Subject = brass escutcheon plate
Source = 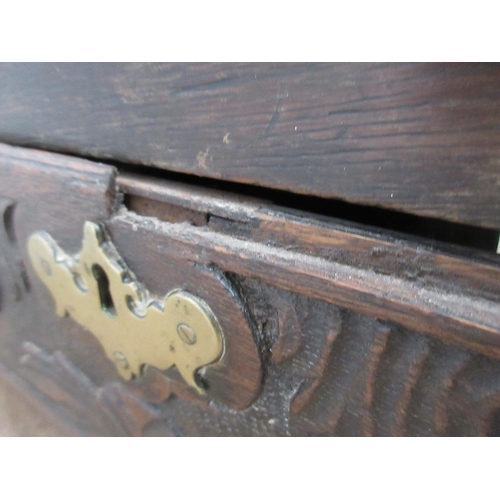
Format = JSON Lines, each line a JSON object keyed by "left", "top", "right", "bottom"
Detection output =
{"left": 27, "top": 221, "right": 224, "bottom": 393}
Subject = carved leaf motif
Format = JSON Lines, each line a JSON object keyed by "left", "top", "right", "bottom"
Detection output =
{"left": 18, "top": 342, "right": 159, "bottom": 436}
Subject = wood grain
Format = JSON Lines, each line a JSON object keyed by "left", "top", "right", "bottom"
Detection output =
{"left": 6, "top": 282, "right": 500, "bottom": 437}
{"left": 120, "top": 173, "right": 500, "bottom": 304}
{"left": 1, "top": 144, "right": 500, "bottom": 435}
{"left": 0, "top": 63, "right": 499, "bottom": 228}
{"left": 0, "top": 144, "right": 263, "bottom": 411}
{"left": 0, "top": 364, "right": 73, "bottom": 436}
{"left": 116, "top": 173, "right": 500, "bottom": 359}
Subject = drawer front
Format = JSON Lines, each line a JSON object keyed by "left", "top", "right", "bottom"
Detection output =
{"left": 1, "top": 143, "right": 500, "bottom": 436}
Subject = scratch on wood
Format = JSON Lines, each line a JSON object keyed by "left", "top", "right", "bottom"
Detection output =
{"left": 263, "top": 97, "right": 283, "bottom": 139}
{"left": 244, "top": 88, "right": 286, "bottom": 150}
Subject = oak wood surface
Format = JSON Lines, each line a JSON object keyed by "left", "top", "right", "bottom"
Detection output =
{"left": 1, "top": 143, "right": 500, "bottom": 436}
{"left": 0, "top": 63, "right": 499, "bottom": 229}
{"left": 117, "top": 173, "right": 500, "bottom": 359}
{"left": 120, "top": 173, "right": 500, "bottom": 304}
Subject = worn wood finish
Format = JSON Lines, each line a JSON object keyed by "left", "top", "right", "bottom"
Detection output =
{"left": 1, "top": 144, "right": 500, "bottom": 435}
{"left": 117, "top": 174, "right": 500, "bottom": 359}
{"left": 4, "top": 284, "right": 500, "bottom": 437}
{"left": 1, "top": 63, "right": 500, "bottom": 229}
{"left": 120, "top": 173, "right": 500, "bottom": 304}
{"left": 0, "top": 144, "right": 262, "bottom": 411}
{"left": 0, "top": 365, "right": 73, "bottom": 436}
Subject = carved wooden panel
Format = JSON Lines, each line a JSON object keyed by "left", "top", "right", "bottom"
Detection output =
{"left": 4, "top": 279, "right": 500, "bottom": 436}
{"left": 1, "top": 143, "right": 499, "bottom": 436}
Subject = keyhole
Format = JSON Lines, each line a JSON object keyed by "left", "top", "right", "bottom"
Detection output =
{"left": 92, "top": 264, "right": 117, "bottom": 317}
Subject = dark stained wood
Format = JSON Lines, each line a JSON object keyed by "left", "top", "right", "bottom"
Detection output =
{"left": 0, "top": 197, "right": 29, "bottom": 310}
{"left": 120, "top": 173, "right": 500, "bottom": 304}
{"left": 0, "top": 144, "right": 124, "bottom": 397}
{"left": 0, "top": 144, "right": 263, "bottom": 411}
{"left": 2, "top": 144, "right": 500, "bottom": 435}
{"left": 0, "top": 63, "right": 500, "bottom": 229}
{"left": 0, "top": 142, "right": 118, "bottom": 253}
{"left": 117, "top": 173, "right": 500, "bottom": 359}
{"left": 16, "top": 342, "right": 158, "bottom": 436}
{"left": 0, "top": 363, "right": 74, "bottom": 436}
{"left": 5, "top": 285, "right": 500, "bottom": 437}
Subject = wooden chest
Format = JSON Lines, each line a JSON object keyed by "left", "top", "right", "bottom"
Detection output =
{"left": 0, "top": 63, "right": 499, "bottom": 436}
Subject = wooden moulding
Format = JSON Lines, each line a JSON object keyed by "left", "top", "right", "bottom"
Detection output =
{"left": 0, "top": 142, "right": 499, "bottom": 405}
{"left": 3, "top": 144, "right": 500, "bottom": 435}
{"left": 118, "top": 172, "right": 500, "bottom": 360}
